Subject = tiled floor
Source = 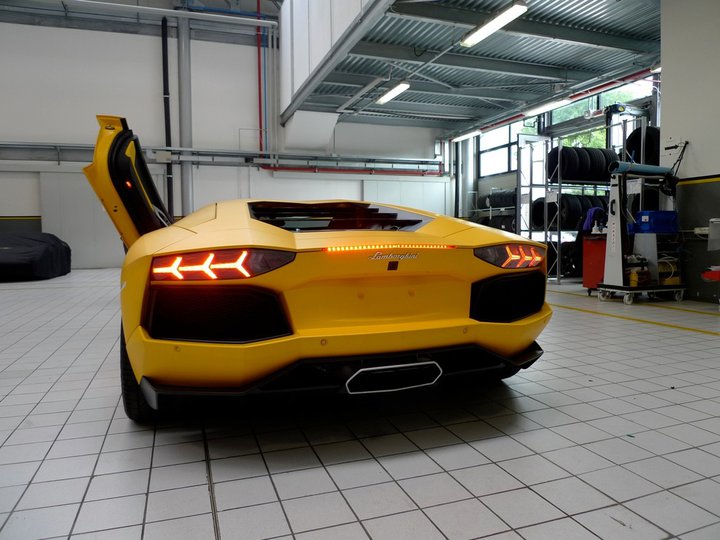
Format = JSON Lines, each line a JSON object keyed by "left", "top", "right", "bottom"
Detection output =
{"left": 1, "top": 269, "right": 720, "bottom": 539}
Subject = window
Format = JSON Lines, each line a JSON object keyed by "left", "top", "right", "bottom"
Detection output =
{"left": 551, "top": 97, "right": 595, "bottom": 124}
{"left": 477, "top": 121, "right": 536, "bottom": 178}
{"left": 600, "top": 77, "right": 655, "bottom": 108}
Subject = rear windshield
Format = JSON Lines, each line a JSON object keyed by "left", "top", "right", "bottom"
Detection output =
{"left": 249, "top": 201, "right": 431, "bottom": 232}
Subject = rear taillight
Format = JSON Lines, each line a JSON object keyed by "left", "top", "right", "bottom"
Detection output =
{"left": 474, "top": 244, "right": 545, "bottom": 269}
{"left": 151, "top": 249, "right": 295, "bottom": 281}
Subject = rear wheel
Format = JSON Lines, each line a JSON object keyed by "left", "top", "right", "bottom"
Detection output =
{"left": 120, "top": 326, "right": 154, "bottom": 423}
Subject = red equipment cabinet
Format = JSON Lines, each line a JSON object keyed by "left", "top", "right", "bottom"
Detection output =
{"left": 583, "top": 234, "right": 606, "bottom": 294}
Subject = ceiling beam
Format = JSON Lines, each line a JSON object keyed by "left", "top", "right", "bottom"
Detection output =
{"left": 322, "top": 73, "right": 543, "bottom": 102}
{"left": 389, "top": 3, "right": 659, "bottom": 54}
{"left": 0, "top": 9, "right": 258, "bottom": 45}
{"left": 300, "top": 105, "right": 462, "bottom": 129}
{"left": 350, "top": 41, "right": 598, "bottom": 81}
{"left": 305, "top": 95, "right": 494, "bottom": 119}
{"left": 337, "top": 113, "right": 458, "bottom": 129}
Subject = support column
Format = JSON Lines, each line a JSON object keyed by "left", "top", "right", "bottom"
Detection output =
{"left": 178, "top": 16, "right": 193, "bottom": 215}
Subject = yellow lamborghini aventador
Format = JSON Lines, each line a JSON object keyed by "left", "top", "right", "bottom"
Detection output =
{"left": 84, "top": 115, "right": 552, "bottom": 422}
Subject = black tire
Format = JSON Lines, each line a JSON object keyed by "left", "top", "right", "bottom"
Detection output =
{"left": 600, "top": 148, "right": 619, "bottom": 177}
{"left": 547, "top": 147, "right": 580, "bottom": 181}
{"left": 559, "top": 194, "right": 582, "bottom": 229}
{"left": 120, "top": 326, "right": 155, "bottom": 423}
{"left": 502, "top": 214, "right": 515, "bottom": 233}
{"left": 574, "top": 148, "right": 592, "bottom": 180}
{"left": 488, "top": 215, "right": 504, "bottom": 229}
{"left": 585, "top": 148, "right": 607, "bottom": 179}
{"left": 578, "top": 195, "right": 593, "bottom": 214}
{"left": 626, "top": 126, "right": 660, "bottom": 165}
{"left": 531, "top": 198, "right": 546, "bottom": 230}
{"left": 589, "top": 195, "right": 605, "bottom": 209}
{"left": 489, "top": 189, "right": 516, "bottom": 208}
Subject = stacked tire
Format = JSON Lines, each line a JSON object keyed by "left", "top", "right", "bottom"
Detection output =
{"left": 488, "top": 214, "right": 515, "bottom": 233}
{"left": 531, "top": 193, "right": 608, "bottom": 230}
{"left": 488, "top": 189, "right": 516, "bottom": 208}
{"left": 547, "top": 147, "right": 619, "bottom": 183}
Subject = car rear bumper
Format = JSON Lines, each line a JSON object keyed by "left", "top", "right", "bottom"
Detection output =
{"left": 138, "top": 340, "right": 544, "bottom": 409}
{"left": 124, "top": 302, "right": 552, "bottom": 388}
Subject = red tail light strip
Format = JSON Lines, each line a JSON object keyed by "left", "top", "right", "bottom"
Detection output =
{"left": 474, "top": 244, "right": 546, "bottom": 269}
{"left": 152, "top": 256, "right": 184, "bottom": 279}
{"left": 153, "top": 252, "right": 250, "bottom": 280}
{"left": 325, "top": 244, "right": 454, "bottom": 253}
{"left": 501, "top": 245, "right": 543, "bottom": 269}
{"left": 210, "top": 250, "right": 251, "bottom": 277}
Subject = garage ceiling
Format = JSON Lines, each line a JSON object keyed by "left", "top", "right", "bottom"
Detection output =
{"left": 1, "top": 0, "right": 660, "bottom": 137}
{"left": 294, "top": 0, "right": 660, "bottom": 135}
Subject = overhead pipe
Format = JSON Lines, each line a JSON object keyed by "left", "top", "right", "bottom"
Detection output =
{"left": 260, "top": 165, "right": 444, "bottom": 177}
{"left": 161, "top": 17, "right": 174, "bottom": 220}
{"left": 256, "top": 0, "right": 264, "bottom": 153}
{"left": 177, "top": 16, "right": 193, "bottom": 215}
{"left": 184, "top": 3, "right": 276, "bottom": 21}
{"left": 35, "top": 0, "right": 276, "bottom": 28}
{"left": 568, "top": 68, "right": 653, "bottom": 102}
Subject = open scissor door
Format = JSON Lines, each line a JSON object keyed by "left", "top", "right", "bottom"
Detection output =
{"left": 84, "top": 115, "right": 171, "bottom": 248}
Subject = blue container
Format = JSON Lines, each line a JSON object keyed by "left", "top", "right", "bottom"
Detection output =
{"left": 632, "top": 211, "right": 678, "bottom": 234}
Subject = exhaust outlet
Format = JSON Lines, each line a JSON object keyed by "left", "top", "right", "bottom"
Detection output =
{"left": 345, "top": 361, "right": 443, "bottom": 395}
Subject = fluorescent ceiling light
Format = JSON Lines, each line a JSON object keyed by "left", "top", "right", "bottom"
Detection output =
{"left": 451, "top": 129, "right": 482, "bottom": 143}
{"left": 460, "top": 0, "right": 528, "bottom": 48}
{"left": 524, "top": 99, "right": 571, "bottom": 117}
{"left": 376, "top": 82, "right": 410, "bottom": 104}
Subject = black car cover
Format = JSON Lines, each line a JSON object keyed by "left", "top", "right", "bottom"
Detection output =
{"left": 0, "top": 232, "right": 71, "bottom": 281}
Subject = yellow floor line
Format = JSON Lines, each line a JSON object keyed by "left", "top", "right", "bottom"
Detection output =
{"left": 548, "top": 289, "right": 720, "bottom": 317}
{"left": 548, "top": 303, "right": 720, "bottom": 337}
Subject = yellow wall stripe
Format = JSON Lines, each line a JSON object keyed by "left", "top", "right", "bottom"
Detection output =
{"left": 677, "top": 176, "right": 720, "bottom": 186}
{"left": 548, "top": 289, "right": 720, "bottom": 317}
{"left": 549, "top": 303, "right": 720, "bottom": 337}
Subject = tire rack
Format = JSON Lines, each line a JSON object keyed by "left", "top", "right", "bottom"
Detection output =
{"left": 518, "top": 135, "right": 610, "bottom": 283}
{"left": 547, "top": 140, "right": 614, "bottom": 282}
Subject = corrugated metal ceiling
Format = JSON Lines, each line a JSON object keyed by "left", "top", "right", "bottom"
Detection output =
{"left": 299, "top": 0, "right": 660, "bottom": 135}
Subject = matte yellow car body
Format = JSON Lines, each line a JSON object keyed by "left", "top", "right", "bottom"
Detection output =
{"left": 84, "top": 115, "right": 552, "bottom": 391}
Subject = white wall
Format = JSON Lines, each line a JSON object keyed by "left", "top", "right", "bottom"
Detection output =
{"left": 1, "top": 20, "right": 446, "bottom": 268}
{"left": 364, "top": 179, "right": 449, "bottom": 215}
{"left": 0, "top": 23, "right": 175, "bottom": 147}
{"left": 0, "top": 173, "right": 40, "bottom": 215}
{"left": 660, "top": 0, "right": 720, "bottom": 178}
{"left": 191, "top": 40, "right": 260, "bottom": 152}
{"left": 192, "top": 167, "right": 450, "bottom": 215}
{"left": 333, "top": 123, "right": 441, "bottom": 160}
